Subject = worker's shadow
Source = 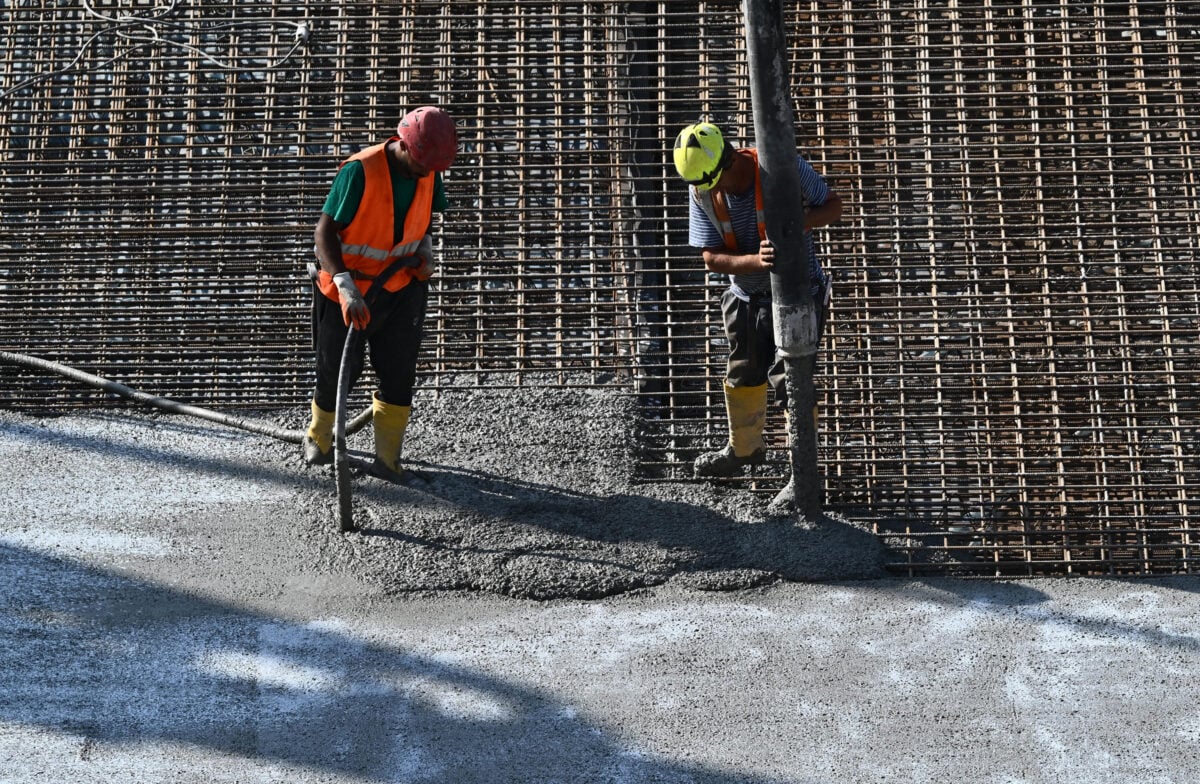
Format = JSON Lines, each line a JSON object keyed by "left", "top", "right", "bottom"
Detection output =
{"left": 344, "top": 455, "right": 888, "bottom": 596}
{"left": 0, "top": 543, "right": 798, "bottom": 783}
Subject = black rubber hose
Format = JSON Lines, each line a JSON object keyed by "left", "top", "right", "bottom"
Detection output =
{"left": 333, "top": 328, "right": 359, "bottom": 531}
{"left": 0, "top": 350, "right": 372, "bottom": 443}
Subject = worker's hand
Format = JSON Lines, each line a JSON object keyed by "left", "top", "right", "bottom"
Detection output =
{"left": 755, "top": 238, "right": 776, "bottom": 271}
{"left": 332, "top": 271, "right": 370, "bottom": 330}
{"left": 413, "top": 234, "right": 436, "bottom": 281}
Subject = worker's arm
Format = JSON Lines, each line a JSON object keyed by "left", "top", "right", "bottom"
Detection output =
{"left": 702, "top": 239, "right": 776, "bottom": 274}
{"left": 700, "top": 190, "right": 842, "bottom": 275}
{"left": 313, "top": 212, "right": 369, "bottom": 329}
{"left": 413, "top": 233, "right": 436, "bottom": 280}
{"left": 804, "top": 190, "right": 843, "bottom": 230}
{"left": 314, "top": 212, "right": 350, "bottom": 276}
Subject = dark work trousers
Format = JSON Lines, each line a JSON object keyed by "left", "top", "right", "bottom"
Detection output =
{"left": 312, "top": 279, "right": 429, "bottom": 412}
{"left": 720, "top": 285, "right": 827, "bottom": 410}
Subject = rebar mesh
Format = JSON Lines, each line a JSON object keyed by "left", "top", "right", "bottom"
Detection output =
{"left": 2, "top": 1, "right": 1197, "bottom": 576}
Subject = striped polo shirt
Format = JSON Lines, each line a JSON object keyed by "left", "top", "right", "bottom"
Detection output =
{"left": 688, "top": 153, "right": 829, "bottom": 301}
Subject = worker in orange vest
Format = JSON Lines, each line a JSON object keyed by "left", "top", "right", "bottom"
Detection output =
{"left": 303, "top": 106, "right": 457, "bottom": 481}
{"left": 672, "top": 121, "right": 842, "bottom": 509}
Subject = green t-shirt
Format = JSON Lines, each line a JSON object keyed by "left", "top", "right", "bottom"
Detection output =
{"left": 321, "top": 155, "right": 448, "bottom": 244}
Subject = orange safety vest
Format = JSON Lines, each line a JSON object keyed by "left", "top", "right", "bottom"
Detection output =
{"left": 317, "top": 139, "right": 434, "bottom": 302}
{"left": 694, "top": 148, "right": 766, "bottom": 250}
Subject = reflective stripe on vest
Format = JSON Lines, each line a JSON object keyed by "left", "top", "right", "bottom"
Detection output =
{"left": 694, "top": 148, "right": 766, "bottom": 250}
{"left": 317, "top": 139, "right": 434, "bottom": 301}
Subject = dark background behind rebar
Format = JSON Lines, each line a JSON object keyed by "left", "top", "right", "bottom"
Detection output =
{"left": 2, "top": 1, "right": 1197, "bottom": 576}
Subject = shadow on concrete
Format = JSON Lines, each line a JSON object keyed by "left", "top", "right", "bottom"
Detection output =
{"left": 3, "top": 411, "right": 311, "bottom": 494}
{"left": 4, "top": 411, "right": 889, "bottom": 599}
{"left": 891, "top": 576, "right": 1200, "bottom": 656}
{"left": 340, "top": 458, "right": 889, "bottom": 597}
{"left": 0, "top": 543, "right": 807, "bottom": 783}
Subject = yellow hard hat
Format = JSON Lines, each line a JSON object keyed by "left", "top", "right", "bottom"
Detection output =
{"left": 672, "top": 122, "right": 731, "bottom": 191}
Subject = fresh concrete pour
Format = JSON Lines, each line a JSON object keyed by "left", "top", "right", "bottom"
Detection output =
{"left": 299, "top": 383, "right": 887, "bottom": 598}
{"left": 1, "top": 383, "right": 1197, "bottom": 783}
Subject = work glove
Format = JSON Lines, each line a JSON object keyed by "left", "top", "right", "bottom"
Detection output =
{"left": 332, "top": 271, "right": 370, "bottom": 330}
{"left": 413, "top": 234, "right": 436, "bottom": 281}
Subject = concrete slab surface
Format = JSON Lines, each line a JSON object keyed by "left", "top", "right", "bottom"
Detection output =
{"left": 2, "top": 403, "right": 1198, "bottom": 783}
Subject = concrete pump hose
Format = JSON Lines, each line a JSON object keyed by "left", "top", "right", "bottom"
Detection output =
{"left": 0, "top": 350, "right": 372, "bottom": 443}
{"left": 333, "top": 327, "right": 359, "bottom": 531}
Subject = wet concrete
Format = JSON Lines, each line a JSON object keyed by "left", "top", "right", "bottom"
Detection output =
{"left": 2, "top": 385, "right": 1198, "bottom": 782}
{"left": 286, "top": 383, "right": 887, "bottom": 600}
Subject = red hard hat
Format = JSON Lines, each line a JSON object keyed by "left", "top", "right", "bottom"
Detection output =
{"left": 396, "top": 106, "right": 457, "bottom": 172}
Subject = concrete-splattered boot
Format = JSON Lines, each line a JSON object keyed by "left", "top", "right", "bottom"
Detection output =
{"left": 303, "top": 400, "right": 334, "bottom": 466}
{"left": 693, "top": 382, "right": 768, "bottom": 478}
{"left": 370, "top": 392, "right": 411, "bottom": 483}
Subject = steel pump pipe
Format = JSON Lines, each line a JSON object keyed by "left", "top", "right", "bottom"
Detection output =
{"left": 0, "top": 350, "right": 373, "bottom": 443}
{"left": 742, "top": 0, "right": 823, "bottom": 519}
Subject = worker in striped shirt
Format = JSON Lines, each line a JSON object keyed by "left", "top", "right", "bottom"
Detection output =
{"left": 672, "top": 121, "right": 842, "bottom": 508}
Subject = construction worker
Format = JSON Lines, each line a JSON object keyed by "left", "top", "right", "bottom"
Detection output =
{"left": 303, "top": 106, "right": 457, "bottom": 481}
{"left": 672, "top": 121, "right": 842, "bottom": 505}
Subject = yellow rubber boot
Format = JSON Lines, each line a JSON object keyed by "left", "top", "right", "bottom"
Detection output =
{"left": 694, "top": 382, "right": 768, "bottom": 478}
{"left": 727, "top": 382, "right": 768, "bottom": 458}
{"left": 303, "top": 400, "right": 334, "bottom": 466}
{"left": 371, "top": 392, "right": 411, "bottom": 482}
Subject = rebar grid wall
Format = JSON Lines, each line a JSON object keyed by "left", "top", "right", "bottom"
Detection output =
{"left": 2, "top": 2, "right": 1197, "bottom": 576}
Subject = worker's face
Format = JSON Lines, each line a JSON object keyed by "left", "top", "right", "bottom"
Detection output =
{"left": 406, "top": 154, "right": 431, "bottom": 179}
{"left": 395, "top": 140, "right": 431, "bottom": 178}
